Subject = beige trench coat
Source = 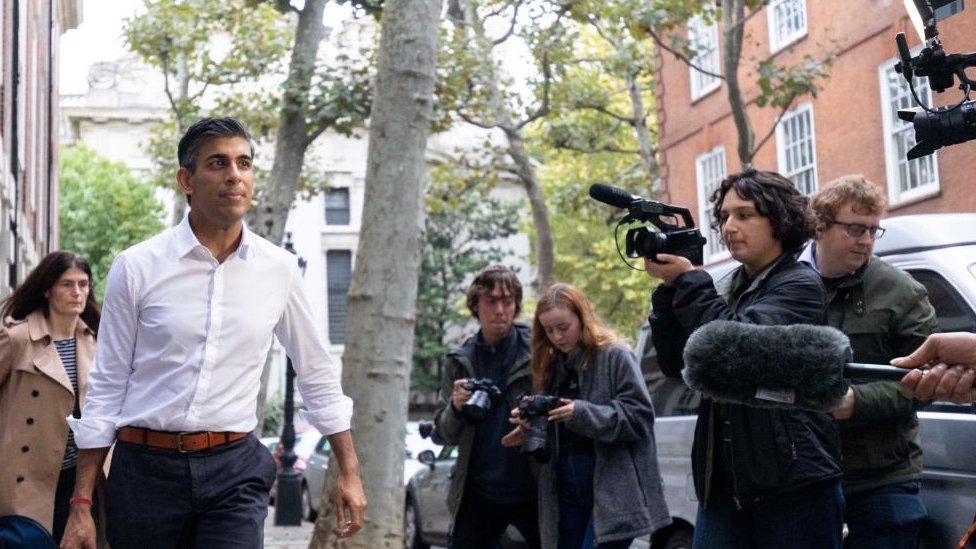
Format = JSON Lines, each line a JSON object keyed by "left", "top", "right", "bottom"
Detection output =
{"left": 0, "top": 310, "right": 95, "bottom": 532}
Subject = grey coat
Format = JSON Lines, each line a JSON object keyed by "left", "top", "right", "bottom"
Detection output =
{"left": 537, "top": 342, "right": 671, "bottom": 547}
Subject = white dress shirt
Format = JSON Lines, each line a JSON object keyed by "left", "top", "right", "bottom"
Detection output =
{"left": 69, "top": 216, "right": 353, "bottom": 449}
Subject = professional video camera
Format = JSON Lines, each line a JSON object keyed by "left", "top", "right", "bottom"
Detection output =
{"left": 895, "top": 0, "right": 976, "bottom": 159}
{"left": 461, "top": 378, "right": 502, "bottom": 422}
{"left": 517, "top": 394, "right": 563, "bottom": 462}
{"left": 588, "top": 183, "right": 707, "bottom": 266}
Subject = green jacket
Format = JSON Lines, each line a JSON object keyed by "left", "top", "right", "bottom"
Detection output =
{"left": 820, "top": 255, "right": 937, "bottom": 495}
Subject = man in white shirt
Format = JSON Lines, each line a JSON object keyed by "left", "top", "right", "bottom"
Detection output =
{"left": 60, "top": 118, "right": 366, "bottom": 548}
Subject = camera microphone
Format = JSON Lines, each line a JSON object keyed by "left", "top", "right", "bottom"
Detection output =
{"left": 588, "top": 183, "right": 640, "bottom": 209}
{"left": 681, "top": 321, "right": 937, "bottom": 412}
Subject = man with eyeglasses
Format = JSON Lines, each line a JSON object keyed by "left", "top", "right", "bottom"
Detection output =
{"left": 433, "top": 265, "right": 541, "bottom": 549}
{"left": 803, "top": 175, "right": 937, "bottom": 549}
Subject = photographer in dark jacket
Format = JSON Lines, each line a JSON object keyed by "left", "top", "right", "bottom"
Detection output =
{"left": 646, "top": 169, "right": 843, "bottom": 548}
{"left": 433, "top": 266, "right": 540, "bottom": 549}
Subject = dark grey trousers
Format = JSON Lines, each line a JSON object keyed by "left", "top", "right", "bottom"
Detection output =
{"left": 105, "top": 434, "right": 276, "bottom": 549}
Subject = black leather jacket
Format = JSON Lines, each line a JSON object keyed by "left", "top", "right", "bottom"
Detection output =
{"left": 650, "top": 253, "right": 842, "bottom": 507}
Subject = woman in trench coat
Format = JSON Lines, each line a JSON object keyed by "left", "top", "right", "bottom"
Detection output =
{"left": 0, "top": 251, "right": 100, "bottom": 541}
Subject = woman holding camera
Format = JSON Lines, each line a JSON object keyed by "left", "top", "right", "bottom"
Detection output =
{"left": 646, "top": 169, "right": 843, "bottom": 548}
{"left": 0, "top": 251, "right": 100, "bottom": 542}
{"left": 503, "top": 283, "right": 670, "bottom": 549}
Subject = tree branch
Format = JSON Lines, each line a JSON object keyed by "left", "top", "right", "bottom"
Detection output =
{"left": 645, "top": 26, "right": 725, "bottom": 81}
{"left": 491, "top": 0, "right": 523, "bottom": 46}
{"left": 456, "top": 109, "right": 497, "bottom": 130}
{"left": 574, "top": 103, "right": 635, "bottom": 125}
{"left": 304, "top": 116, "right": 338, "bottom": 148}
{"left": 515, "top": 49, "right": 551, "bottom": 129}
{"left": 554, "top": 142, "right": 640, "bottom": 155}
{"left": 159, "top": 53, "right": 180, "bottom": 114}
{"left": 752, "top": 92, "right": 797, "bottom": 156}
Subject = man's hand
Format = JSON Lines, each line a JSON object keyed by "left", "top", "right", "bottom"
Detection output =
{"left": 900, "top": 364, "right": 976, "bottom": 404}
{"left": 501, "top": 426, "right": 524, "bottom": 447}
{"left": 548, "top": 399, "right": 575, "bottom": 422}
{"left": 59, "top": 506, "right": 96, "bottom": 549}
{"left": 891, "top": 332, "right": 976, "bottom": 370}
{"left": 643, "top": 254, "right": 696, "bottom": 286}
{"left": 333, "top": 471, "right": 367, "bottom": 538}
{"left": 451, "top": 379, "right": 471, "bottom": 412}
{"left": 831, "top": 387, "right": 856, "bottom": 420}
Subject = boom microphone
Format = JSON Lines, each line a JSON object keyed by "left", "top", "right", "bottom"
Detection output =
{"left": 588, "top": 183, "right": 639, "bottom": 209}
{"left": 681, "top": 321, "right": 938, "bottom": 412}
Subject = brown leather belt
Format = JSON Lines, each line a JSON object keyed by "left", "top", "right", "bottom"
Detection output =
{"left": 117, "top": 426, "right": 248, "bottom": 453}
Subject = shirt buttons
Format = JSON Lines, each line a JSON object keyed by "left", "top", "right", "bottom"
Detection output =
{"left": 21, "top": 446, "right": 29, "bottom": 453}
{"left": 31, "top": 390, "right": 39, "bottom": 397}
{"left": 16, "top": 476, "right": 24, "bottom": 483}
{"left": 26, "top": 418, "right": 34, "bottom": 425}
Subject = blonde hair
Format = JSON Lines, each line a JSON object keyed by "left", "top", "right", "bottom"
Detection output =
{"left": 531, "top": 283, "right": 618, "bottom": 392}
{"left": 811, "top": 175, "right": 887, "bottom": 231}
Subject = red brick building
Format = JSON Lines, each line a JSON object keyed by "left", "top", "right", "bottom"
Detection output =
{"left": 0, "top": 0, "right": 81, "bottom": 296}
{"left": 655, "top": 0, "right": 976, "bottom": 265}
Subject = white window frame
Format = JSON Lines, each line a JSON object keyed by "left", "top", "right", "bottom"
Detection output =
{"left": 767, "top": 0, "right": 808, "bottom": 53}
{"left": 878, "top": 57, "right": 941, "bottom": 206}
{"left": 688, "top": 15, "right": 721, "bottom": 101}
{"left": 775, "top": 101, "right": 818, "bottom": 196}
{"left": 696, "top": 146, "right": 730, "bottom": 263}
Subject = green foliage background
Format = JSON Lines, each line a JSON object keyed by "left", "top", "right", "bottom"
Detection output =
{"left": 59, "top": 145, "right": 165, "bottom": 299}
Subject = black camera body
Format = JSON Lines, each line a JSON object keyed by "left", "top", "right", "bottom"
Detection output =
{"left": 518, "top": 394, "right": 563, "bottom": 462}
{"left": 461, "top": 378, "right": 502, "bottom": 423}
{"left": 589, "top": 183, "right": 706, "bottom": 266}
{"left": 894, "top": 1, "right": 976, "bottom": 159}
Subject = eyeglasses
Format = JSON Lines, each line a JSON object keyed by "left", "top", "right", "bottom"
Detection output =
{"left": 832, "top": 220, "right": 886, "bottom": 239}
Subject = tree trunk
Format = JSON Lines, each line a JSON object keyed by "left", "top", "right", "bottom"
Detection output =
{"left": 504, "top": 128, "right": 555, "bottom": 291}
{"left": 308, "top": 0, "right": 441, "bottom": 544}
{"left": 464, "top": 1, "right": 555, "bottom": 291}
{"left": 625, "top": 71, "right": 662, "bottom": 200}
{"left": 249, "top": 0, "right": 326, "bottom": 433}
{"left": 722, "top": 0, "right": 754, "bottom": 169}
{"left": 251, "top": 0, "right": 326, "bottom": 243}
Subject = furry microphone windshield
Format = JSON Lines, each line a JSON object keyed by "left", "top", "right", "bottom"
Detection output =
{"left": 682, "top": 320, "right": 853, "bottom": 412}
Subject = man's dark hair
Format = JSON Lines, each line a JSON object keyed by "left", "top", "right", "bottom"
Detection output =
{"left": 709, "top": 168, "right": 814, "bottom": 253}
{"left": 465, "top": 265, "right": 522, "bottom": 319}
{"left": 177, "top": 117, "right": 254, "bottom": 173}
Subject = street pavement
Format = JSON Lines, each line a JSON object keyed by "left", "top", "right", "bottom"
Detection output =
{"left": 264, "top": 513, "right": 314, "bottom": 548}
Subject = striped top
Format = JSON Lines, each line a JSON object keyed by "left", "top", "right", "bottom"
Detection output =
{"left": 54, "top": 338, "right": 80, "bottom": 470}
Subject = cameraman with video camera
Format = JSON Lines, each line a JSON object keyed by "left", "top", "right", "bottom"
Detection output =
{"left": 646, "top": 169, "right": 844, "bottom": 548}
{"left": 433, "top": 265, "right": 541, "bottom": 549}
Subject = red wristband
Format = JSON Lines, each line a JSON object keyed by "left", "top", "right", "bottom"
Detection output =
{"left": 69, "top": 497, "right": 93, "bottom": 506}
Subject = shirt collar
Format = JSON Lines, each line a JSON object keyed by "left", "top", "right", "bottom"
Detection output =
{"left": 175, "top": 213, "right": 254, "bottom": 261}
{"left": 798, "top": 240, "right": 820, "bottom": 274}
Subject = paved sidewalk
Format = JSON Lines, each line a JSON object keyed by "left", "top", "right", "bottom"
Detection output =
{"left": 264, "top": 512, "right": 314, "bottom": 548}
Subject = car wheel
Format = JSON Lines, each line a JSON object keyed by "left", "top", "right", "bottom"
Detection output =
{"left": 662, "top": 527, "right": 693, "bottom": 549}
{"left": 404, "top": 497, "right": 428, "bottom": 549}
{"left": 302, "top": 483, "right": 316, "bottom": 522}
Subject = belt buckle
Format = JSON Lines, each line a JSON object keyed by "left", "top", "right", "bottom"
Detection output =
{"left": 177, "top": 432, "right": 191, "bottom": 453}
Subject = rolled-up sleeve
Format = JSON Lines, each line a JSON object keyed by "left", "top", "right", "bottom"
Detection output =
{"left": 275, "top": 264, "right": 353, "bottom": 436}
{"left": 69, "top": 254, "right": 138, "bottom": 448}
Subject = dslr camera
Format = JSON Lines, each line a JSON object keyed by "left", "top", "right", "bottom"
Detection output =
{"left": 517, "top": 394, "right": 563, "bottom": 462}
{"left": 589, "top": 183, "right": 707, "bottom": 266}
{"left": 461, "top": 378, "right": 502, "bottom": 423}
{"left": 895, "top": 0, "right": 976, "bottom": 159}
